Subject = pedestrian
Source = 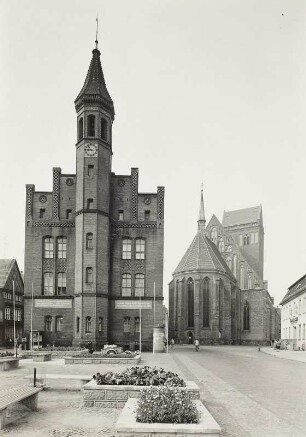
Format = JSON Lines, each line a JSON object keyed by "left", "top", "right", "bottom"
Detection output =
{"left": 258, "top": 343, "right": 261, "bottom": 352}
{"left": 170, "top": 338, "right": 175, "bottom": 349}
{"left": 194, "top": 339, "right": 199, "bottom": 351}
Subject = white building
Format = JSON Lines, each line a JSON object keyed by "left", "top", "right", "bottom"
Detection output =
{"left": 280, "top": 274, "right": 306, "bottom": 351}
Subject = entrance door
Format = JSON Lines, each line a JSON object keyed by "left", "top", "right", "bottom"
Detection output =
{"left": 188, "top": 331, "right": 194, "bottom": 344}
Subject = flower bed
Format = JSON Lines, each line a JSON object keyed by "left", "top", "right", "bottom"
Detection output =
{"left": 65, "top": 354, "right": 141, "bottom": 365}
{"left": 83, "top": 367, "right": 200, "bottom": 408}
{"left": 0, "top": 352, "right": 14, "bottom": 358}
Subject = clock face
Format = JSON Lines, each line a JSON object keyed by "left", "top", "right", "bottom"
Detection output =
{"left": 84, "top": 144, "right": 98, "bottom": 157}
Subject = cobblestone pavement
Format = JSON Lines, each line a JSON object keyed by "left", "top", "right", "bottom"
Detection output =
{"left": 261, "top": 347, "right": 306, "bottom": 362}
{"left": 1, "top": 347, "right": 305, "bottom": 436}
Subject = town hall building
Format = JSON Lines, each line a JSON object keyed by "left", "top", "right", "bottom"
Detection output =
{"left": 23, "top": 39, "right": 164, "bottom": 351}
{"left": 169, "top": 190, "right": 280, "bottom": 345}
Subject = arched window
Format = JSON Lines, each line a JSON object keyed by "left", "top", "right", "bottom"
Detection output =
{"left": 44, "top": 272, "right": 54, "bottom": 295}
{"left": 135, "top": 273, "right": 145, "bottom": 297}
{"left": 55, "top": 315, "right": 63, "bottom": 332}
{"left": 203, "top": 277, "right": 210, "bottom": 328}
{"left": 135, "top": 239, "right": 145, "bottom": 259}
{"left": 87, "top": 114, "right": 95, "bottom": 137}
{"left": 85, "top": 316, "right": 91, "bottom": 333}
{"left": 226, "top": 256, "right": 232, "bottom": 271}
{"left": 57, "top": 237, "right": 67, "bottom": 259}
{"left": 101, "top": 118, "right": 107, "bottom": 141}
{"left": 98, "top": 317, "right": 103, "bottom": 333}
{"left": 243, "top": 234, "right": 250, "bottom": 245}
{"left": 45, "top": 316, "right": 52, "bottom": 332}
{"left": 247, "top": 274, "right": 252, "bottom": 290}
{"left": 122, "top": 273, "right": 132, "bottom": 296}
{"left": 86, "top": 267, "right": 93, "bottom": 284}
{"left": 57, "top": 272, "right": 66, "bottom": 295}
{"left": 122, "top": 239, "right": 132, "bottom": 259}
{"left": 44, "top": 237, "right": 54, "bottom": 259}
{"left": 240, "top": 264, "right": 245, "bottom": 289}
{"left": 78, "top": 117, "right": 83, "bottom": 140}
{"left": 187, "top": 278, "right": 194, "bottom": 327}
{"left": 211, "top": 227, "right": 217, "bottom": 244}
{"left": 218, "top": 238, "right": 225, "bottom": 252}
{"left": 86, "top": 233, "right": 93, "bottom": 249}
{"left": 135, "top": 317, "right": 140, "bottom": 333}
{"left": 243, "top": 302, "right": 250, "bottom": 330}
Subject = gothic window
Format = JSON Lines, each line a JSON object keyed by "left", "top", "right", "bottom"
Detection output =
{"left": 85, "top": 316, "right": 91, "bottom": 333}
{"left": 78, "top": 117, "right": 83, "bottom": 140}
{"left": 243, "top": 234, "right": 250, "bottom": 245}
{"left": 135, "top": 317, "right": 140, "bottom": 333}
{"left": 144, "top": 210, "right": 150, "bottom": 221}
{"left": 86, "top": 233, "right": 93, "bottom": 249}
{"left": 44, "top": 237, "right": 54, "bottom": 259}
{"left": 88, "top": 165, "right": 94, "bottom": 178}
{"left": 218, "top": 238, "right": 225, "bottom": 252}
{"left": 57, "top": 237, "right": 67, "bottom": 259}
{"left": 55, "top": 315, "right": 63, "bottom": 332}
{"left": 203, "top": 277, "right": 210, "bottom": 328}
{"left": 57, "top": 272, "right": 66, "bottom": 295}
{"left": 118, "top": 210, "right": 124, "bottom": 221}
{"left": 39, "top": 209, "right": 45, "bottom": 219}
{"left": 98, "top": 317, "right": 103, "bottom": 333}
{"left": 240, "top": 264, "right": 245, "bottom": 289}
{"left": 45, "top": 316, "right": 52, "bottom": 332}
{"left": 86, "top": 267, "right": 93, "bottom": 284}
{"left": 135, "top": 274, "right": 145, "bottom": 297}
{"left": 187, "top": 278, "right": 194, "bottom": 327}
{"left": 122, "top": 239, "right": 132, "bottom": 259}
{"left": 87, "top": 198, "right": 93, "bottom": 209}
{"left": 44, "top": 272, "right": 54, "bottom": 295}
{"left": 76, "top": 317, "right": 80, "bottom": 333}
{"left": 226, "top": 256, "right": 232, "bottom": 271}
{"left": 135, "top": 239, "right": 145, "bottom": 259}
{"left": 122, "top": 273, "right": 132, "bottom": 297}
{"left": 247, "top": 274, "right": 252, "bottom": 290}
{"left": 123, "top": 317, "right": 130, "bottom": 333}
{"left": 87, "top": 115, "right": 95, "bottom": 137}
{"left": 66, "top": 209, "right": 72, "bottom": 220}
{"left": 243, "top": 302, "right": 250, "bottom": 330}
{"left": 101, "top": 117, "right": 107, "bottom": 141}
{"left": 211, "top": 227, "right": 217, "bottom": 244}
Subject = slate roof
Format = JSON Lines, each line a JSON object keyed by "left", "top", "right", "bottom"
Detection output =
{"left": 223, "top": 206, "right": 262, "bottom": 227}
{"left": 280, "top": 274, "right": 306, "bottom": 305}
{"left": 0, "top": 259, "right": 14, "bottom": 288}
{"left": 75, "top": 47, "right": 114, "bottom": 117}
{"left": 173, "top": 230, "right": 235, "bottom": 279}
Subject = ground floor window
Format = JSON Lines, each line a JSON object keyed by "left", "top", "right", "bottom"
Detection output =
{"left": 45, "top": 316, "right": 52, "bottom": 331}
{"left": 85, "top": 316, "right": 92, "bottom": 333}
{"left": 56, "top": 315, "right": 63, "bottom": 332}
{"left": 123, "top": 317, "right": 130, "bottom": 333}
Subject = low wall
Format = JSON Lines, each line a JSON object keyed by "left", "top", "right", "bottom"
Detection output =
{"left": 33, "top": 353, "right": 52, "bottom": 362}
{"left": 0, "top": 358, "right": 20, "bottom": 371}
{"left": 115, "top": 398, "right": 221, "bottom": 436}
{"left": 65, "top": 355, "right": 141, "bottom": 365}
{"left": 83, "top": 380, "right": 200, "bottom": 408}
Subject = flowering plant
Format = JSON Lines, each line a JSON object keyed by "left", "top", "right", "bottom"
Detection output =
{"left": 136, "top": 386, "right": 199, "bottom": 424}
{"left": 93, "top": 366, "right": 186, "bottom": 387}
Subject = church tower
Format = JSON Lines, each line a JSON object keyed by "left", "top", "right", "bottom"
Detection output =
{"left": 73, "top": 38, "right": 115, "bottom": 347}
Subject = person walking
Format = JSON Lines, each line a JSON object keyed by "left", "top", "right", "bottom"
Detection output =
{"left": 170, "top": 338, "right": 175, "bottom": 350}
{"left": 194, "top": 339, "right": 199, "bottom": 351}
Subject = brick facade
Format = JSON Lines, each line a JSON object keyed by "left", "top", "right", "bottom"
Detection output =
{"left": 24, "top": 43, "right": 164, "bottom": 350}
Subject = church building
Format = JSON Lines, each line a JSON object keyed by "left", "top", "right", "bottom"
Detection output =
{"left": 169, "top": 189, "right": 279, "bottom": 345}
{"left": 23, "top": 38, "right": 164, "bottom": 351}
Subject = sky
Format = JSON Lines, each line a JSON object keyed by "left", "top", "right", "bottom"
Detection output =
{"left": 0, "top": 0, "right": 306, "bottom": 306}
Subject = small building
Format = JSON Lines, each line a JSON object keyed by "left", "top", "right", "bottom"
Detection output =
{"left": 0, "top": 259, "right": 24, "bottom": 347}
{"left": 280, "top": 274, "right": 306, "bottom": 351}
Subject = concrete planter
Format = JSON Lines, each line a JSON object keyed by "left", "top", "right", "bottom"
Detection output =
{"left": 0, "top": 358, "right": 19, "bottom": 371}
{"left": 83, "top": 380, "right": 200, "bottom": 408}
{"left": 65, "top": 355, "right": 141, "bottom": 365}
{"left": 116, "top": 398, "right": 221, "bottom": 436}
{"left": 32, "top": 353, "right": 52, "bottom": 362}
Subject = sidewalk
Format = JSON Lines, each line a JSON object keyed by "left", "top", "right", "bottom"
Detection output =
{"left": 261, "top": 347, "right": 306, "bottom": 363}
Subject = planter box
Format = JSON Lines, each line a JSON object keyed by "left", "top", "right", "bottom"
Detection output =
{"left": 0, "top": 358, "right": 19, "bottom": 371}
{"left": 65, "top": 355, "right": 141, "bottom": 365}
{"left": 32, "top": 353, "right": 52, "bottom": 362}
{"left": 116, "top": 398, "right": 221, "bottom": 436}
{"left": 83, "top": 380, "right": 200, "bottom": 408}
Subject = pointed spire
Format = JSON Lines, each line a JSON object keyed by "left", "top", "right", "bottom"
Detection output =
{"left": 198, "top": 183, "right": 206, "bottom": 232}
{"left": 75, "top": 20, "right": 114, "bottom": 119}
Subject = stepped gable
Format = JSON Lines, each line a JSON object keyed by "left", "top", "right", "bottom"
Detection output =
{"left": 223, "top": 205, "right": 261, "bottom": 227}
{"left": 173, "top": 230, "right": 235, "bottom": 278}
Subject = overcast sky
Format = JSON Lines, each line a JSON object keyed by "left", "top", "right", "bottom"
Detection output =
{"left": 1, "top": 0, "right": 306, "bottom": 305}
